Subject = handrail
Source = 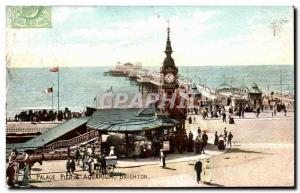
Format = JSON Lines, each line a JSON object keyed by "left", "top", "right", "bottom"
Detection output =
{"left": 44, "top": 130, "right": 99, "bottom": 152}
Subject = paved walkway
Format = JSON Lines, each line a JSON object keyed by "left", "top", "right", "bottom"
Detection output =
{"left": 27, "top": 144, "right": 228, "bottom": 174}
{"left": 117, "top": 145, "right": 227, "bottom": 168}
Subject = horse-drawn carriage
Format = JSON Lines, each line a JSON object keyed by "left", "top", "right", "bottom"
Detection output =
{"left": 95, "top": 155, "right": 117, "bottom": 175}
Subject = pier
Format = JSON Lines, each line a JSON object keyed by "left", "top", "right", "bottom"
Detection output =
{"left": 105, "top": 63, "right": 294, "bottom": 112}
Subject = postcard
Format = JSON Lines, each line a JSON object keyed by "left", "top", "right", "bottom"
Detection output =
{"left": 5, "top": 6, "right": 294, "bottom": 188}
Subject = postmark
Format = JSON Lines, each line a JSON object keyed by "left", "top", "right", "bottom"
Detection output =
{"left": 10, "top": 6, "right": 52, "bottom": 28}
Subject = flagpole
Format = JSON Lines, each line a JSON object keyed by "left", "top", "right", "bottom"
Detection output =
{"left": 58, "top": 67, "right": 60, "bottom": 112}
{"left": 52, "top": 87, "right": 54, "bottom": 112}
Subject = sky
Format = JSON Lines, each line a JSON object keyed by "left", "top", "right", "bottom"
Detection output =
{"left": 6, "top": 6, "right": 294, "bottom": 68}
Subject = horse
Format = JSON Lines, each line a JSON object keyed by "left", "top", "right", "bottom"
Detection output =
{"left": 17, "top": 154, "right": 43, "bottom": 179}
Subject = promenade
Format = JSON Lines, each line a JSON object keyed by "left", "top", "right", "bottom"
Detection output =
{"left": 24, "top": 111, "right": 293, "bottom": 187}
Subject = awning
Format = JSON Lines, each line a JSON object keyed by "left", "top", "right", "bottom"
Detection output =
{"left": 9, "top": 117, "right": 89, "bottom": 149}
{"left": 87, "top": 107, "right": 180, "bottom": 133}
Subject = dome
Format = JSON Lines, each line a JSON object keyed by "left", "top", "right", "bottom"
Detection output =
{"left": 250, "top": 82, "right": 262, "bottom": 94}
{"left": 163, "top": 56, "right": 175, "bottom": 67}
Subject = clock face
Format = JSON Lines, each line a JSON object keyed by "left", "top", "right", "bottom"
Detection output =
{"left": 165, "top": 73, "right": 175, "bottom": 84}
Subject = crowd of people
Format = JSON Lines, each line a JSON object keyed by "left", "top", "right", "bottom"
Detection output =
{"left": 214, "top": 127, "right": 234, "bottom": 150}
{"left": 65, "top": 145, "right": 117, "bottom": 178}
{"left": 13, "top": 107, "right": 84, "bottom": 122}
{"left": 187, "top": 103, "right": 238, "bottom": 125}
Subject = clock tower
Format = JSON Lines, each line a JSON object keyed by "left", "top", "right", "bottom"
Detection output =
{"left": 160, "top": 22, "right": 179, "bottom": 97}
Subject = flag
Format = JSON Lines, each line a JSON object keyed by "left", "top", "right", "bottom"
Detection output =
{"left": 43, "top": 87, "right": 53, "bottom": 93}
{"left": 49, "top": 67, "right": 59, "bottom": 72}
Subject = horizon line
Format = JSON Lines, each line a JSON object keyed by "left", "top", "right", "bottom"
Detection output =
{"left": 6, "top": 64, "right": 294, "bottom": 68}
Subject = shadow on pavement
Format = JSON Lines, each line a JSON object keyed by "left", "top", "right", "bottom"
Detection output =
{"left": 31, "top": 168, "right": 42, "bottom": 171}
{"left": 203, "top": 182, "right": 225, "bottom": 187}
{"left": 162, "top": 167, "right": 176, "bottom": 170}
{"left": 227, "top": 148, "right": 272, "bottom": 155}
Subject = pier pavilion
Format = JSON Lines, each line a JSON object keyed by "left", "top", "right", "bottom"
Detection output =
{"left": 87, "top": 104, "right": 184, "bottom": 157}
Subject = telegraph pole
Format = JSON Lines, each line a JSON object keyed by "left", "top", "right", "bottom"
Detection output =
{"left": 280, "top": 69, "right": 283, "bottom": 105}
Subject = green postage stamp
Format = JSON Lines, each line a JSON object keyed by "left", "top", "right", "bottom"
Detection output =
{"left": 9, "top": 6, "right": 52, "bottom": 28}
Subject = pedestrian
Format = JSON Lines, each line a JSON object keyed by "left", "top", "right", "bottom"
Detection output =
{"left": 82, "top": 149, "right": 87, "bottom": 171}
{"left": 8, "top": 150, "right": 16, "bottom": 162}
{"left": 75, "top": 147, "right": 81, "bottom": 166}
{"left": 100, "top": 154, "right": 106, "bottom": 174}
{"left": 218, "top": 135, "right": 226, "bottom": 150}
{"left": 88, "top": 157, "right": 94, "bottom": 176}
{"left": 202, "top": 131, "right": 208, "bottom": 147}
{"left": 194, "top": 159, "right": 203, "bottom": 183}
{"left": 256, "top": 107, "right": 260, "bottom": 118}
{"left": 241, "top": 106, "right": 245, "bottom": 118}
{"left": 228, "top": 132, "right": 233, "bottom": 148}
{"left": 203, "top": 159, "right": 212, "bottom": 184}
{"left": 87, "top": 145, "right": 92, "bottom": 156}
{"left": 66, "top": 158, "right": 72, "bottom": 176}
{"left": 189, "top": 116, "right": 192, "bottom": 124}
{"left": 229, "top": 114, "right": 235, "bottom": 124}
{"left": 188, "top": 131, "right": 194, "bottom": 152}
{"left": 229, "top": 105, "right": 233, "bottom": 114}
{"left": 214, "top": 132, "right": 218, "bottom": 145}
{"left": 92, "top": 144, "right": 96, "bottom": 158}
{"left": 221, "top": 107, "right": 226, "bottom": 122}
{"left": 71, "top": 157, "right": 76, "bottom": 174}
{"left": 283, "top": 104, "right": 287, "bottom": 116}
{"left": 224, "top": 127, "right": 228, "bottom": 141}
{"left": 194, "top": 137, "right": 201, "bottom": 153}
{"left": 193, "top": 116, "right": 196, "bottom": 123}
{"left": 6, "top": 160, "right": 17, "bottom": 187}
{"left": 199, "top": 139, "right": 205, "bottom": 154}
{"left": 109, "top": 146, "right": 115, "bottom": 156}
{"left": 23, "top": 162, "right": 30, "bottom": 186}
{"left": 159, "top": 149, "right": 166, "bottom": 168}
{"left": 222, "top": 112, "right": 226, "bottom": 122}
{"left": 197, "top": 127, "right": 201, "bottom": 138}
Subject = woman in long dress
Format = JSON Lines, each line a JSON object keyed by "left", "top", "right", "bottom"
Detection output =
{"left": 203, "top": 159, "right": 212, "bottom": 184}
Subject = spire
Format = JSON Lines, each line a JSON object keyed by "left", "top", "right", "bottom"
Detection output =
{"left": 162, "top": 20, "right": 177, "bottom": 69}
{"left": 165, "top": 19, "right": 173, "bottom": 56}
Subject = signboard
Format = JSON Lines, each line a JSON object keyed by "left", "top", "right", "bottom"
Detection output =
{"left": 163, "top": 141, "right": 170, "bottom": 151}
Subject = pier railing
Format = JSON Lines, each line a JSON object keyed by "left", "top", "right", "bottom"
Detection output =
{"left": 44, "top": 130, "right": 99, "bottom": 152}
{"left": 6, "top": 127, "right": 53, "bottom": 134}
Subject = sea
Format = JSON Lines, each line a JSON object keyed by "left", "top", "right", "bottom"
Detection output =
{"left": 6, "top": 65, "right": 294, "bottom": 117}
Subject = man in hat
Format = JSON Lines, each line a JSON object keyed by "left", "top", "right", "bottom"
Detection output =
{"left": 66, "top": 158, "right": 72, "bottom": 176}
{"left": 75, "top": 147, "right": 81, "bottom": 166}
{"left": 228, "top": 132, "right": 233, "bottom": 148}
{"left": 224, "top": 127, "right": 228, "bottom": 141}
{"left": 194, "top": 159, "right": 203, "bottom": 183}
{"left": 100, "top": 154, "right": 106, "bottom": 174}
{"left": 70, "top": 157, "right": 76, "bottom": 175}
